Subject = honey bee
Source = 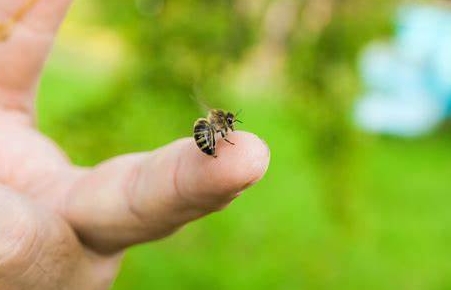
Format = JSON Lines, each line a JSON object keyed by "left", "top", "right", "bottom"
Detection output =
{"left": 193, "top": 109, "right": 242, "bottom": 158}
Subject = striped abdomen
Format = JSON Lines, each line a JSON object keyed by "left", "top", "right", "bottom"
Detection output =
{"left": 193, "top": 118, "right": 217, "bottom": 157}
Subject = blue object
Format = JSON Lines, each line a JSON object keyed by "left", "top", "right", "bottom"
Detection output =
{"left": 355, "top": 4, "right": 451, "bottom": 136}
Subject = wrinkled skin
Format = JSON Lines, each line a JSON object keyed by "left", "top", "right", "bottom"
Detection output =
{"left": 0, "top": 1, "right": 270, "bottom": 289}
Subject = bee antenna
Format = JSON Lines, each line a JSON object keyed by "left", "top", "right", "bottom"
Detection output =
{"left": 235, "top": 119, "right": 243, "bottom": 124}
{"left": 235, "top": 109, "right": 243, "bottom": 117}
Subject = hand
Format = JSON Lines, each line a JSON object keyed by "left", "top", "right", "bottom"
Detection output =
{"left": 0, "top": 1, "right": 270, "bottom": 289}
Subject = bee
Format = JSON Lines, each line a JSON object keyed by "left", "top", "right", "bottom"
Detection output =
{"left": 193, "top": 109, "right": 242, "bottom": 158}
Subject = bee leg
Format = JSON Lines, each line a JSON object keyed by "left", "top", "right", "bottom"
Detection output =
{"left": 224, "top": 138, "right": 235, "bottom": 145}
{"left": 220, "top": 130, "right": 235, "bottom": 145}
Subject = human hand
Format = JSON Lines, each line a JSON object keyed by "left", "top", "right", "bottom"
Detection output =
{"left": 0, "top": 1, "right": 270, "bottom": 289}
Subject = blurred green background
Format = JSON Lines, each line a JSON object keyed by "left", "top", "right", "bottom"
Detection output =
{"left": 37, "top": 0, "right": 451, "bottom": 289}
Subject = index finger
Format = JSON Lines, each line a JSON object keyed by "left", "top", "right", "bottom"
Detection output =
{"left": 0, "top": 0, "right": 72, "bottom": 112}
{"left": 0, "top": 0, "right": 72, "bottom": 36}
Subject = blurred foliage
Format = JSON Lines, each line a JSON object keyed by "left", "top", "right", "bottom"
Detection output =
{"left": 36, "top": 0, "right": 451, "bottom": 289}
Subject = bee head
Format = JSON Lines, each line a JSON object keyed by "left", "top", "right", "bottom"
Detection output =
{"left": 226, "top": 110, "right": 243, "bottom": 131}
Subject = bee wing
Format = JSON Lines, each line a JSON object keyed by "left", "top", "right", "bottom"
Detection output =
{"left": 189, "top": 85, "right": 211, "bottom": 114}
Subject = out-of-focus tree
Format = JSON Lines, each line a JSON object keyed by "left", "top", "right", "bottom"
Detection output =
{"left": 286, "top": 0, "right": 398, "bottom": 225}
{"left": 232, "top": 0, "right": 301, "bottom": 96}
{"left": 56, "top": 0, "right": 399, "bottom": 224}
{"left": 92, "top": 0, "right": 255, "bottom": 101}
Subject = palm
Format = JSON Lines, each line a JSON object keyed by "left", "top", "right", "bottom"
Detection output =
{"left": 0, "top": 117, "right": 121, "bottom": 288}
{"left": 0, "top": 10, "right": 123, "bottom": 282}
{"left": 1, "top": 117, "right": 71, "bottom": 200}
{"left": 0, "top": 1, "right": 269, "bottom": 289}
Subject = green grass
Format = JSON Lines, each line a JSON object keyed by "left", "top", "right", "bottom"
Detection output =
{"left": 37, "top": 54, "right": 451, "bottom": 289}
{"left": 111, "top": 134, "right": 451, "bottom": 290}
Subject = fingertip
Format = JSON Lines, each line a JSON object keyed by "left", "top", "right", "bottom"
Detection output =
{"left": 178, "top": 131, "right": 270, "bottom": 204}
{"left": 216, "top": 131, "right": 270, "bottom": 189}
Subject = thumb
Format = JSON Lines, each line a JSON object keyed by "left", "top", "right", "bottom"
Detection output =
{"left": 63, "top": 132, "right": 270, "bottom": 254}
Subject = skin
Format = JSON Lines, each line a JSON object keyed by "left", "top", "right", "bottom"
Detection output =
{"left": 0, "top": 1, "right": 270, "bottom": 289}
